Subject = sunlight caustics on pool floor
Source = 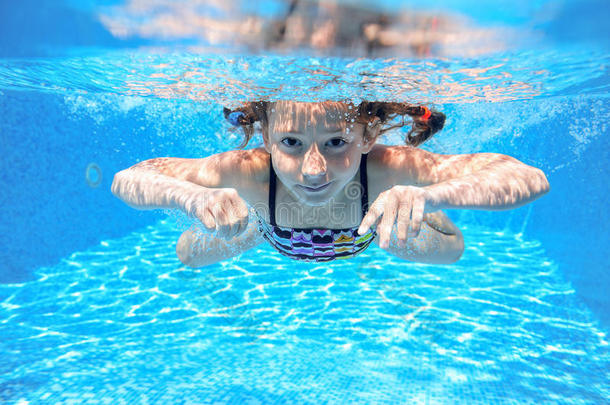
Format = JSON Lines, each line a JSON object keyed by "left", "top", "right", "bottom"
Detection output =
{"left": 1, "top": 220, "right": 608, "bottom": 404}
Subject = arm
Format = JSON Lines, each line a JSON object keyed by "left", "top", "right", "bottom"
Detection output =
{"left": 377, "top": 146, "right": 550, "bottom": 211}
{"left": 111, "top": 158, "right": 213, "bottom": 217}
{"left": 376, "top": 211, "right": 464, "bottom": 264}
{"left": 176, "top": 220, "right": 265, "bottom": 268}
{"left": 424, "top": 153, "right": 550, "bottom": 211}
{"left": 112, "top": 151, "right": 268, "bottom": 250}
{"left": 111, "top": 150, "right": 266, "bottom": 214}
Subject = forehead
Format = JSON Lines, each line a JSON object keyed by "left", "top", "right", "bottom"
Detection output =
{"left": 268, "top": 101, "right": 357, "bottom": 133}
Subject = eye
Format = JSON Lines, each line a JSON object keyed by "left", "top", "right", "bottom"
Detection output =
{"left": 327, "top": 138, "right": 347, "bottom": 148}
{"left": 281, "top": 138, "right": 301, "bottom": 147}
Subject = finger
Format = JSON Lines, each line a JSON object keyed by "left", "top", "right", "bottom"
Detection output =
{"left": 396, "top": 199, "right": 412, "bottom": 247}
{"left": 212, "top": 204, "right": 231, "bottom": 239}
{"left": 378, "top": 194, "right": 398, "bottom": 249}
{"left": 223, "top": 203, "right": 240, "bottom": 240}
{"left": 230, "top": 198, "right": 250, "bottom": 237}
{"left": 369, "top": 215, "right": 383, "bottom": 232}
{"left": 410, "top": 196, "right": 425, "bottom": 237}
{"left": 224, "top": 205, "right": 242, "bottom": 240}
{"left": 200, "top": 207, "right": 216, "bottom": 232}
{"left": 226, "top": 213, "right": 240, "bottom": 240}
{"left": 358, "top": 200, "right": 383, "bottom": 235}
{"left": 230, "top": 200, "right": 249, "bottom": 238}
{"left": 221, "top": 202, "right": 239, "bottom": 239}
{"left": 229, "top": 216, "right": 244, "bottom": 239}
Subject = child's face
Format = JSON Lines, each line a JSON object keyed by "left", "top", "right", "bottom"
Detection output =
{"left": 263, "top": 102, "right": 378, "bottom": 206}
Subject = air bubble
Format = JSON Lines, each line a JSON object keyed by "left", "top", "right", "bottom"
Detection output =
{"left": 85, "top": 163, "right": 102, "bottom": 188}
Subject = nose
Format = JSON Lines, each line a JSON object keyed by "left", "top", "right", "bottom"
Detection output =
{"left": 301, "top": 143, "right": 327, "bottom": 179}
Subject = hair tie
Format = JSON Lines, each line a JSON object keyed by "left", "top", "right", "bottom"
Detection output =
{"left": 228, "top": 111, "right": 245, "bottom": 126}
{"left": 420, "top": 106, "right": 432, "bottom": 121}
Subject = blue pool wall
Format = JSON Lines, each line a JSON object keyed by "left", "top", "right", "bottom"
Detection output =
{"left": 1, "top": 90, "right": 608, "bottom": 327}
{"left": 0, "top": 90, "right": 203, "bottom": 283}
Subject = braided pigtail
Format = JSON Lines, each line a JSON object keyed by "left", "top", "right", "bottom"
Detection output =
{"left": 357, "top": 102, "right": 445, "bottom": 147}
{"left": 404, "top": 105, "right": 445, "bottom": 146}
{"left": 223, "top": 102, "right": 269, "bottom": 148}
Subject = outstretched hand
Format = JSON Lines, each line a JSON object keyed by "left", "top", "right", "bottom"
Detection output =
{"left": 189, "top": 188, "right": 250, "bottom": 240}
{"left": 357, "top": 185, "right": 433, "bottom": 249}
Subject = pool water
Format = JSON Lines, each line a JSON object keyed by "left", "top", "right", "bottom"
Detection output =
{"left": 1, "top": 0, "right": 609, "bottom": 404}
{"left": 1, "top": 220, "right": 607, "bottom": 404}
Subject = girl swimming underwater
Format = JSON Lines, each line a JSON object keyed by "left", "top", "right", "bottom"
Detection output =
{"left": 112, "top": 101, "right": 549, "bottom": 267}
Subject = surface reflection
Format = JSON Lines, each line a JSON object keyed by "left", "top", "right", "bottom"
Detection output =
{"left": 99, "top": 0, "right": 512, "bottom": 57}
{"left": 120, "top": 57, "right": 540, "bottom": 104}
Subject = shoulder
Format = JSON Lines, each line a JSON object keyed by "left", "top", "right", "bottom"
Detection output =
{"left": 367, "top": 144, "right": 441, "bottom": 169}
{"left": 366, "top": 144, "right": 443, "bottom": 187}
{"left": 208, "top": 147, "right": 270, "bottom": 201}
{"left": 238, "top": 147, "right": 270, "bottom": 183}
{"left": 202, "top": 147, "right": 268, "bottom": 171}
{"left": 222, "top": 148, "right": 272, "bottom": 207}
{"left": 191, "top": 147, "right": 269, "bottom": 184}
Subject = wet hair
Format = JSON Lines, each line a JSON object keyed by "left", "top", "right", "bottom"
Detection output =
{"left": 223, "top": 101, "right": 445, "bottom": 149}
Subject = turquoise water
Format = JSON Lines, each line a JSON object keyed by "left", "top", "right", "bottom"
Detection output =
{"left": 1, "top": 221, "right": 609, "bottom": 403}
{"left": 1, "top": 0, "right": 610, "bottom": 404}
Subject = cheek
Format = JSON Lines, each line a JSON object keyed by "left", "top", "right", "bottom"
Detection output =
{"left": 273, "top": 152, "right": 300, "bottom": 175}
{"left": 326, "top": 153, "right": 356, "bottom": 175}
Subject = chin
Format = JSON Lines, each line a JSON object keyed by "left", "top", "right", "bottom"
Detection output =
{"left": 295, "top": 185, "right": 339, "bottom": 206}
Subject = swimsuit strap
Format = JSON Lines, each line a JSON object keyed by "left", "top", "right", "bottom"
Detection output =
{"left": 269, "top": 154, "right": 277, "bottom": 226}
{"left": 267, "top": 153, "right": 369, "bottom": 227}
{"left": 360, "top": 153, "right": 369, "bottom": 219}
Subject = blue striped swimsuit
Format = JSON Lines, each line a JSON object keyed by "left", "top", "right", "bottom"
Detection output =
{"left": 256, "top": 154, "right": 376, "bottom": 262}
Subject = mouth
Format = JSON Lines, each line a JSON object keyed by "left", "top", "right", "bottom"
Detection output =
{"left": 298, "top": 182, "right": 332, "bottom": 192}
